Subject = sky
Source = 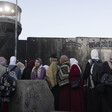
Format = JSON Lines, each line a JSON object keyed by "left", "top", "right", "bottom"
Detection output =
{"left": 1, "top": 0, "right": 112, "bottom": 40}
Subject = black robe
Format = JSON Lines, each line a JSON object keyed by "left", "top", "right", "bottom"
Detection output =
{"left": 22, "top": 68, "right": 32, "bottom": 79}
{"left": 100, "top": 61, "right": 112, "bottom": 112}
{"left": 83, "top": 60, "right": 102, "bottom": 112}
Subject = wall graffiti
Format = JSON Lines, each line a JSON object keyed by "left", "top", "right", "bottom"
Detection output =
{"left": 89, "top": 41, "right": 112, "bottom": 48}
{"left": 66, "top": 40, "right": 82, "bottom": 48}
{"left": 59, "top": 40, "right": 82, "bottom": 56}
{"left": 24, "top": 87, "right": 40, "bottom": 109}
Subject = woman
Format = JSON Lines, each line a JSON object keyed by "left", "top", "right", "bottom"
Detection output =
{"left": 57, "top": 55, "right": 70, "bottom": 111}
{"left": 22, "top": 60, "right": 35, "bottom": 79}
{"left": 16, "top": 62, "right": 25, "bottom": 75}
{"left": 9, "top": 56, "right": 22, "bottom": 79}
{"left": 83, "top": 49, "right": 102, "bottom": 112}
{"left": 69, "top": 58, "right": 84, "bottom": 112}
{"left": 100, "top": 52, "right": 112, "bottom": 112}
{"left": 46, "top": 54, "right": 58, "bottom": 110}
{"left": 31, "top": 58, "right": 45, "bottom": 80}
{"left": 0, "top": 57, "right": 7, "bottom": 77}
{"left": 0, "top": 57, "right": 7, "bottom": 112}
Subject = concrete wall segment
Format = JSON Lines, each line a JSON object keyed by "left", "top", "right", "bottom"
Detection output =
{"left": 8, "top": 80, "right": 54, "bottom": 112}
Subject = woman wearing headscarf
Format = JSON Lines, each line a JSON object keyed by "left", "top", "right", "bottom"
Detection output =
{"left": 22, "top": 60, "right": 35, "bottom": 79}
{"left": 31, "top": 58, "right": 45, "bottom": 80}
{"left": 0, "top": 57, "right": 7, "bottom": 112}
{"left": 46, "top": 54, "right": 58, "bottom": 110}
{"left": 16, "top": 62, "right": 25, "bottom": 75}
{"left": 83, "top": 49, "right": 102, "bottom": 112}
{"left": 0, "top": 57, "right": 7, "bottom": 77}
{"left": 9, "top": 56, "right": 22, "bottom": 80}
{"left": 57, "top": 55, "right": 70, "bottom": 111}
{"left": 69, "top": 58, "right": 84, "bottom": 112}
{"left": 100, "top": 52, "right": 112, "bottom": 112}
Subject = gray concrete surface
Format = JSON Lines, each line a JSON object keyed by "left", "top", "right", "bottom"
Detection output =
{"left": 8, "top": 80, "right": 54, "bottom": 112}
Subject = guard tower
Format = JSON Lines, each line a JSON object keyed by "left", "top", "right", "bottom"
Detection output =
{"left": 0, "top": 1, "right": 22, "bottom": 61}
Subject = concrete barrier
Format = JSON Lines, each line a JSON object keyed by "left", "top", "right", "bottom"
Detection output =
{"left": 8, "top": 80, "right": 54, "bottom": 112}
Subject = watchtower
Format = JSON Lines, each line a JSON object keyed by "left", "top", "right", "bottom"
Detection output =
{"left": 0, "top": 1, "right": 22, "bottom": 60}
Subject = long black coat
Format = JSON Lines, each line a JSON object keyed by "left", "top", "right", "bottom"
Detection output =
{"left": 100, "top": 61, "right": 112, "bottom": 112}
{"left": 22, "top": 68, "right": 32, "bottom": 79}
{"left": 83, "top": 60, "right": 102, "bottom": 112}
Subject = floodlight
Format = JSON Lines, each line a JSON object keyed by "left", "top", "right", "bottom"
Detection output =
{"left": 0, "top": 7, "right": 3, "bottom": 12}
{"left": 0, "top": 1, "right": 22, "bottom": 20}
{"left": 11, "top": 9, "right": 14, "bottom": 13}
{"left": 4, "top": 6, "right": 10, "bottom": 12}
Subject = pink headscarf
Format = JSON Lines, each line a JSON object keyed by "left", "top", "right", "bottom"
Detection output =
{"left": 60, "top": 55, "right": 69, "bottom": 64}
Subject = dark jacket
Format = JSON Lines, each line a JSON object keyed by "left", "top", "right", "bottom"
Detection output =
{"left": 9, "top": 65, "right": 22, "bottom": 80}
{"left": 100, "top": 61, "right": 112, "bottom": 112}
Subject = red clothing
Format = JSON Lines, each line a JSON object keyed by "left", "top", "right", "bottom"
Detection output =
{"left": 2, "top": 102, "right": 8, "bottom": 112}
{"left": 58, "top": 84, "right": 70, "bottom": 111}
{"left": 58, "top": 61, "right": 70, "bottom": 111}
{"left": 69, "top": 64, "right": 84, "bottom": 112}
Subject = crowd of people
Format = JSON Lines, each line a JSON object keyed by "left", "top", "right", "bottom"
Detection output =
{"left": 0, "top": 49, "right": 112, "bottom": 112}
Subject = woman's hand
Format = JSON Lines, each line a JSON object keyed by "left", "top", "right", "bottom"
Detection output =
{"left": 32, "top": 66, "right": 36, "bottom": 72}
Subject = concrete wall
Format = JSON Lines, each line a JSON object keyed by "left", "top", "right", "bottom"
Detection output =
{"left": 75, "top": 37, "right": 112, "bottom": 71}
{"left": 0, "top": 36, "right": 109, "bottom": 71}
{"left": 8, "top": 80, "right": 54, "bottom": 112}
{"left": 26, "top": 37, "right": 79, "bottom": 65}
{"left": 24, "top": 37, "right": 112, "bottom": 71}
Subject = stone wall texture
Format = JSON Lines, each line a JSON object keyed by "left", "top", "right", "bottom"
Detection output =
{"left": 8, "top": 80, "right": 54, "bottom": 112}
{"left": 25, "top": 37, "right": 112, "bottom": 71}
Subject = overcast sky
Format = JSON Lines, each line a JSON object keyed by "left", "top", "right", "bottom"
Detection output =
{"left": 1, "top": 0, "right": 112, "bottom": 40}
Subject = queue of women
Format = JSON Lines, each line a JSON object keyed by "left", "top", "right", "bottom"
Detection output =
{"left": 0, "top": 49, "right": 112, "bottom": 112}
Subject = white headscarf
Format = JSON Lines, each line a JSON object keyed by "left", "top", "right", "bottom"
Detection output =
{"left": 70, "top": 58, "right": 82, "bottom": 73}
{"left": 43, "top": 65, "right": 49, "bottom": 70}
{"left": 9, "top": 56, "right": 16, "bottom": 65}
{"left": 91, "top": 49, "right": 99, "bottom": 60}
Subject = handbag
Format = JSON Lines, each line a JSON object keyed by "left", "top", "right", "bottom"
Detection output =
{"left": 70, "top": 80, "right": 79, "bottom": 89}
{"left": 100, "top": 73, "right": 112, "bottom": 86}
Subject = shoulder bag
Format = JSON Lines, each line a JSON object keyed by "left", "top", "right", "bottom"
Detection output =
{"left": 100, "top": 73, "right": 112, "bottom": 86}
{"left": 70, "top": 80, "right": 80, "bottom": 89}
